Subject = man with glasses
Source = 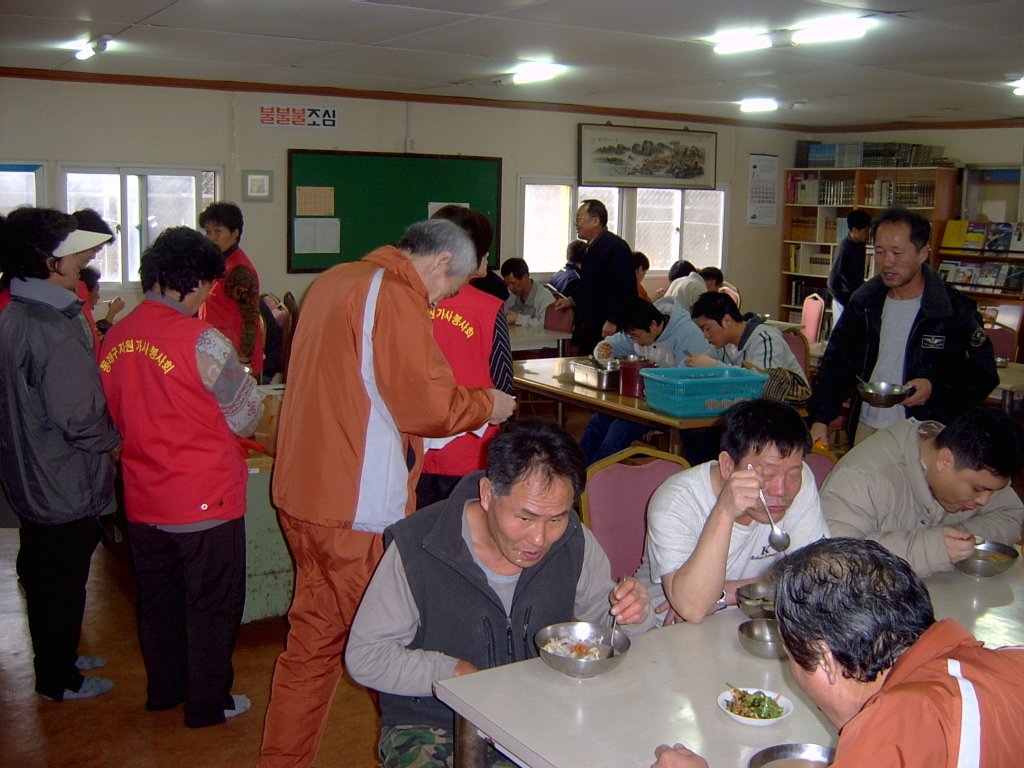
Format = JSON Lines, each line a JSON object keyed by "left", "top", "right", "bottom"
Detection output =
{"left": 580, "top": 296, "right": 709, "bottom": 463}
{"left": 554, "top": 199, "right": 636, "bottom": 353}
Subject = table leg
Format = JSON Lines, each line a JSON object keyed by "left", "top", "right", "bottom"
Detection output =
{"left": 453, "top": 713, "right": 488, "bottom": 768}
{"left": 669, "top": 427, "right": 684, "bottom": 456}
{"left": 557, "top": 338, "right": 568, "bottom": 356}
{"left": 555, "top": 401, "right": 564, "bottom": 426}
{"left": 1002, "top": 390, "right": 1013, "bottom": 413}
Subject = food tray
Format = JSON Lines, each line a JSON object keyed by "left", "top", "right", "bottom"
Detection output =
{"left": 572, "top": 359, "right": 620, "bottom": 390}
{"left": 640, "top": 367, "right": 768, "bottom": 418}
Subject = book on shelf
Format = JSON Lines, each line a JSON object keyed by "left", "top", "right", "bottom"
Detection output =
{"left": 937, "top": 260, "right": 959, "bottom": 282}
{"left": 940, "top": 220, "right": 968, "bottom": 250}
{"left": 1004, "top": 264, "right": 1024, "bottom": 293}
{"left": 973, "top": 262, "right": 1006, "bottom": 287}
{"left": 952, "top": 263, "right": 978, "bottom": 285}
{"left": 985, "top": 222, "right": 1015, "bottom": 252}
{"left": 962, "top": 221, "right": 988, "bottom": 251}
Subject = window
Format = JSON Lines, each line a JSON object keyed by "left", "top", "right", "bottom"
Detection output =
{"left": 60, "top": 165, "right": 219, "bottom": 285}
{"left": 519, "top": 176, "right": 725, "bottom": 273}
{"left": 0, "top": 163, "right": 45, "bottom": 214}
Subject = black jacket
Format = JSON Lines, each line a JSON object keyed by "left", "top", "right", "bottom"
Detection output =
{"left": 0, "top": 284, "right": 121, "bottom": 524}
{"left": 572, "top": 228, "right": 637, "bottom": 349}
{"left": 827, "top": 235, "right": 867, "bottom": 306}
{"left": 810, "top": 265, "right": 997, "bottom": 436}
{"left": 379, "top": 471, "right": 585, "bottom": 730}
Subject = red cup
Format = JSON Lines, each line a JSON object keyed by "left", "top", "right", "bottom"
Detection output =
{"left": 619, "top": 361, "right": 656, "bottom": 397}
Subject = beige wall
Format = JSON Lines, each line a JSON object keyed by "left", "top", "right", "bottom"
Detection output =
{"left": 2, "top": 75, "right": 1020, "bottom": 317}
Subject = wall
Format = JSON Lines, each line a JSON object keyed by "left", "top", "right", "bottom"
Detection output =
{"left": 0, "top": 76, "right": 803, "bottom": 314}
{"left": 3, "top": 75, "right": 1020, "bottom": 317}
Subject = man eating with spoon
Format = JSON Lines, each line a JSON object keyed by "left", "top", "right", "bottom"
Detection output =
{"left": 636, "top": 399, "right": 830, "bottom": 624}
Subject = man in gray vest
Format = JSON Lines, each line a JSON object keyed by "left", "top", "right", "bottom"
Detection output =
{"left": 347, "top": 417, "right": 653, "bottom": 768}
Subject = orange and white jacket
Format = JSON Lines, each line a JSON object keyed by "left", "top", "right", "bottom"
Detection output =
{"left": 272, "top": 245, "right": 493, "bottom": 533}
{"left": 835, "top": 619, "right": 1024, "bottom": 768}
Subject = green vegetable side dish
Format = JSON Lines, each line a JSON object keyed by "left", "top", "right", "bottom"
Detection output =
{"left": 725, "top": 682, "right": 785, "bottom": 719}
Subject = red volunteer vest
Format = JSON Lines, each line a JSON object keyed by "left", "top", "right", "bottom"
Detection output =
{"left": 100, "top": 300, "right": 247, "bottom": 525}
{"left": 198, "top": 245, "right": 265, "bottom": 375}
{"left": 423, "top": 286, "right": 500, "bottom": 476}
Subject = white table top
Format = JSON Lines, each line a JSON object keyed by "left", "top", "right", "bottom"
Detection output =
{"left": 435, "top": 559, "right": 1024, "bottom": 768}
{"left": 508, "top": 324, "right": 572, "bottom": 351}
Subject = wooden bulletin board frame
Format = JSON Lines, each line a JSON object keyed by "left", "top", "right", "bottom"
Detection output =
{"left": 287, "top": 149, "right": 502, "bottom": 273}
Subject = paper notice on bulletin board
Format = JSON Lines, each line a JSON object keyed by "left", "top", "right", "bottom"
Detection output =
{"left": 746, "top": 154, "right": 778, "bottom": 227}
{"left": 296, "top": 186, "right": 335, "bottom": 216}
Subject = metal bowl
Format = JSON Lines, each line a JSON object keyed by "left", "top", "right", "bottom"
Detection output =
{"left": 954, "top": 540, "right": 1019, "bottom": 578}
{"left": 535, "top": 622, "right": 629, "bottom": 679}
{"left": 619, "top": 354, "right": 649, "bottom": 363}
{"left": 996, "top": 357, "right": 1009, "bottom": 368}
{"left": 737, "top": 582, "right": 776, "bottom": 620}
{"left": 738, "top": 618, "right": 788, "bottom": 660}
{"left": 856, "top": 381, "right": 910, "bottom": 408}
{"left": 749, "top": 743, "right": 836, "bottom": 767}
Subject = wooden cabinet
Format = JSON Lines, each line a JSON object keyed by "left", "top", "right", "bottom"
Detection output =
{"left": 779, "top": 167, "right": 957, "bottom": 323}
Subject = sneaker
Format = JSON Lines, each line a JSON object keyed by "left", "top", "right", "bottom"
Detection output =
{"left": 41, "top": 677, "right": 114, "bottom": 701}
{"left": 75, "top": 655, "right": 107, "bottom": 671}
{"left": 224, "top": 694, "right": 251, "bottom": 719}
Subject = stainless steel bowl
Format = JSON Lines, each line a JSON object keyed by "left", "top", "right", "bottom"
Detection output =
{"left": 738, "top": 618, "right": 787, "bottom": 660}
{"left": 996, "top": 357, "right": 1009, "bottom": 368}
{"left": 749, "top": 743, "right": 836, "bottom": 768}
{"left": 954, "top": 540, "right": 1019, "bottom": 578}
{"left": 736, "top": 582, "right": 776, "bottom": 620}
{"left": 535, "top": 622, "right": 629, "bottom": 679}
{"left": 619, "top": 354, "right": 649, "bottom": 363}
{"left": 856, "top": 381, "right": 911, "bottom": 408}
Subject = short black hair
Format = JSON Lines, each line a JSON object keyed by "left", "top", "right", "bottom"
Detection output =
{"left": 79, "top": 265, "right": 101, "bottom": 292}
{"left": 872, "top": 207, "right": 931, "bottom": 251}
{"left": 431, "top": 205, "right": 494, "bottom": 263}
{"left": 198, "top": 202, "right": 244, "bottom": 241}
{"left": 486, "top": 417, "right": 587, "bottom": 500}
{"left": 847, "top": 209, "right": 872, "bottom": 231}
{"left": 935, "top": 406, "right": 1024, "bottom": 478}
{"left": 0, "top": 206, "right": 77, "bottom": 280}
{"left": 720, "top": 398, "right": 811, "bottom": 464}
{"left": 581, "top": 199, "right": 608, "bottom": 227}
{"left": 617, "top": 297, "right": 665, "bottom": 333}
{"left": 566, "top": 240, "right": 586, "bottom": 266}
{"left": 140, "top": 226, "right": 226, "bottom": 297}
{"left": 668, "top": 260, "right": 697, "bottom": 281}
{"left": 698, "top": 266, "right": 723, "bottom": 285}
{"left": 691, "top": 290, "right": 742, "bottom": 324}
{"left": 772, "top": 538, "right": 934, "bottom": 682}
{"left": 633, "top": 251, "right": 650, "bottom": 271}
{"left": 500, "top": 257, "right": 529, "bottom": 280}
{"left": 73, "top": 208, "right": 116, "bottom": 246}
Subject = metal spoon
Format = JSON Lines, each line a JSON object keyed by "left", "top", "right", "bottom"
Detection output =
{"left": 748, "top": 464, "right": 791, "bottom": 552}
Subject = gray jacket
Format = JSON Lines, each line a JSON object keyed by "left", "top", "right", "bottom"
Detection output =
{"left": 0, "top": 280, "right": 121, "bottom": 525}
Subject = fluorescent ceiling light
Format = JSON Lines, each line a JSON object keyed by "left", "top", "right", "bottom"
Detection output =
{"left": 511, "top": 62, "right": 566, "bottom": 84}
{"left": 792, "top": 17, "right": 875, "bottom": 44}
{"left": 1015, "top": 87, "right": 1024, "bottom": 96}
{"left": 710, "top": 31, "right": 771, "bottom": 54}
{"left": 74, "top": 35, "right": 111, "bottom": 60}
{"left": 74, "top": 44, "right": 95, "bottom": 60}
{"left": 739, "top": 98, "right": 779, "bottom": 112}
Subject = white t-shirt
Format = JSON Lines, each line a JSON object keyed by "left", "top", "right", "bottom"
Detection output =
{"left": 636, "top": 461, "right": 830, "bottom": 624}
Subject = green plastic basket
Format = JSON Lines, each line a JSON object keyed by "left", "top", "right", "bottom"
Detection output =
{"left": 639, "top": 367, "right": 769, "bottom": 418}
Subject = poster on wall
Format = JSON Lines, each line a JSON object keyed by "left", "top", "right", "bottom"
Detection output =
{"left": 746, "top": 154, "right": 778, "bottom": 227}
{"left": 578, "top": 124, "right": 717, "bottom": 189}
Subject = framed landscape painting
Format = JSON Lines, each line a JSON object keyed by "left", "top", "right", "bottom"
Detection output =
{"left": 578, "top": 124, "right": 717, "bottom": 189}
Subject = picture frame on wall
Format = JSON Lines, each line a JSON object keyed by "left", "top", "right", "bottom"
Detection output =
{"left": 578, "top": 124, "right": 717, "bottom": 189}
{"left": 242, "top": 170, "right": 274, "bottom": 202}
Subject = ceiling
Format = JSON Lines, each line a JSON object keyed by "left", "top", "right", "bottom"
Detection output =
{"left": 2, "top": 0, "right": 1023, "bottom": 129}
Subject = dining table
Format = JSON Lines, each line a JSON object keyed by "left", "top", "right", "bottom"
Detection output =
{"left": 508, "top": 325, "right": 573, "bottom": 356}
{"left": 512, "top": 357, "right": 725, "bottom": 456}
{"left": 434, "top": 558, "right": 1024, "bottom": 768}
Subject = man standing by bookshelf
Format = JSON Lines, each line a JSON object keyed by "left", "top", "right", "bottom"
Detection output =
{"left": 827, "top": 209, "right": 872, "bottom": 325}
{"left": 810, "top": 208, "right": 997, "bottom": 448}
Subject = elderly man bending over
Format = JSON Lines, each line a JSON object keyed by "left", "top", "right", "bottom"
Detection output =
{"left": 347, "top": 417, "right": 653, "bottom": 768}
{"left": 653, "top": 538, "right": 1024, "bottom": 768}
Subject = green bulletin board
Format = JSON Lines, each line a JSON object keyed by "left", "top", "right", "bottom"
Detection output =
{"left": 287, "top": 149, "right": 502, "bottom": 272}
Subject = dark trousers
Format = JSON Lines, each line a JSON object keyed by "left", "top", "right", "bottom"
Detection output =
{"left": 128, "top": 516, "right": 246, "bottom": 728}
{"left": 17, "top": 515, "right": 102, "bottom": 700}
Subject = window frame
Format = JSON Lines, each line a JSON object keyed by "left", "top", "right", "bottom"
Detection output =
{"left": 57, "top": 162, "right": 221, "bottom": 288}
{"left": 517, "top": 175, "right": 729, "bottom": 274}
{"left": 0, "top": 161, "right": 48, "bottom": 212}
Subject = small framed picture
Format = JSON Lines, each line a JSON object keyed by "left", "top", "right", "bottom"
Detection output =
{"left": 242, "top": 170, "right": 274, "bottom": 202}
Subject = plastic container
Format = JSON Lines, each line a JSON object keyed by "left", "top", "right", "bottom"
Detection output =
{"left": 639, "top": 367, "right": 769, "bottom": 418}
{"left": 619, "top": 360, "right": 656, "bottom": 397}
